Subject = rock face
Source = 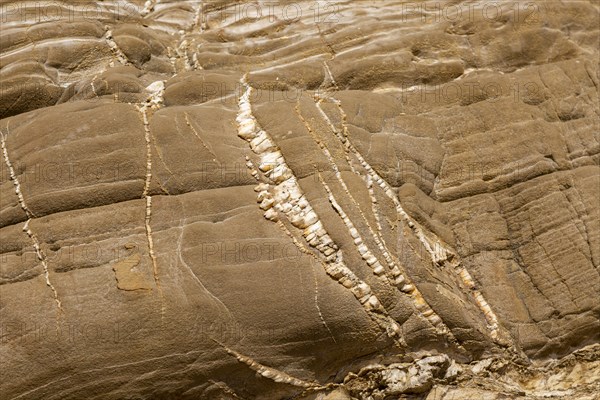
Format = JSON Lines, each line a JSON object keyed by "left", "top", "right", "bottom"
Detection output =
{"left": 0, "top": 1, "right": 598, "bottom": 399}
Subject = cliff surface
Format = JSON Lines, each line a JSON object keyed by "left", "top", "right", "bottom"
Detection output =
{"left": 0, "top": 1, "right": 598, "bottom": 399}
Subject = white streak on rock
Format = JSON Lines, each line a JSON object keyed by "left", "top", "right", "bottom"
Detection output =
{"left": 104, "top": 29, "right": 129, "bottom": 65}
{"left": 317, "top": 92, "right": 507, "bottom": 344}
{"left": 214, "top": 339, "right": 320, "bottom": 389}
{"left": 140, "top": 0, "right": 158, "bottom": 17}
{"left": 235, "top": 76, "right": 405, "bottom": 345}
{"left": 2, "top": 125, "right": 62, "bottom": 312}
{"left": 1, "top": 126, "right": 34, "bottom": 219}
{"left": 136, "top": 82, "right": 166, "bottom": 308}
{"left": 23, "top": 219, "right": 63, "bottom": 312}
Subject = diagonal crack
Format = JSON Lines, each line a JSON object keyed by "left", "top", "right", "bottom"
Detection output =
{"left": 212, "top": 338, "right": 322, "bottom": 389}
{"left": 308, "top": 96, "right": 461, "bottom": 344}
{"left": 184, "top": 112, "right": 218, "bottom": 160}
{"left": 1, "top": 124, "right": 62, "bottom": 313}
{"left": 104, "top": 29, "right": 130, "bottom": 66}
{"left": 314, "top": 91, "right": 513, "bottom": 348}
{"left": 175, "top": 212, "right": 238, "bottom": 323}
{"left": 23, "top": 219, "right": 63, "bottom": 313}
{"left": 310, "top": 257, "right": 338, "bottom": 344}
{"left": 1, "top": 124, "right": 35, "bottom": 219}
{"left": 235, "top": 75, "right": 406, "bottom": 347}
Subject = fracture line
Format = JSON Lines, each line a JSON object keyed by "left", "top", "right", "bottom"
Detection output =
{"left": 184, "top": 112, "right": 217, "bottom": 159}
{"left": 137, "top": 82, "right": 166, "bottom": 314}
{"left": 23, "top": 220, "right": 63, "bottom": 312}
{"left": 318, "top": 93, "right": 507, "bottom": 344}
{"left": 297, "top": 100, "right": 456, "bottom": 339}
{"left": 104, "top": 29, "right": 129, "bottom": 65}
{"left": 1, "top": 125, "right": 34, "bottom": 219}
{"left": 311, "top": 258, "right": 338, "bottom": 344}
{"left": 2, "top": 125, "right": 62, "bottom": 312}
{"left": 236, "top": 76, "right": 406, "bottom": 346}
{"left": 213, "top": 339, "right": 321, "bottom": 389}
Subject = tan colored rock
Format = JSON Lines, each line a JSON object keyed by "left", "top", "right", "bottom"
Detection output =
{"left": 0, "top": 1, "right": 598, "bottom": 399}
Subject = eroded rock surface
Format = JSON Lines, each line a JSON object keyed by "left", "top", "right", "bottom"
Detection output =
{"left": 0, "top": 1, "right": 598, "bottom": 399}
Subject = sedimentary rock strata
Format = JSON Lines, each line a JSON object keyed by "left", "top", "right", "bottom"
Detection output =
{"left": 0, "top": 1, "right": 598, "bottom": 399}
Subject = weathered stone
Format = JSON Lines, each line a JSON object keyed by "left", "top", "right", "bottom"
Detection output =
{"left": 0, "top": 1, "right": 598, "bottom": 399}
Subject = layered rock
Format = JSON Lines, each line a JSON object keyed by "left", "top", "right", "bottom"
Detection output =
{"left": 0, "top": 1, "right": 598, "bottom": 399}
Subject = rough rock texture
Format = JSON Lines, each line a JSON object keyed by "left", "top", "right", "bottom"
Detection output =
{"left": 0, "top": 1, "right": 598, "bottom": 399}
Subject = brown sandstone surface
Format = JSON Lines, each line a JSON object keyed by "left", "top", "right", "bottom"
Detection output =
{"left": 0, "top": 1, "right": 599, "bottom": 399}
